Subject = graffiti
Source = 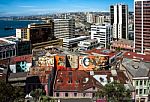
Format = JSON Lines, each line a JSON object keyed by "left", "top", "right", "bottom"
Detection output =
{"left": 55, "top": 55, "right": 66, "bottom": 70}
{"left": 38, "top": 56, "right": 54, "bottom": 67}
{"left": 79, "top": 56, "right": 109, "bottom": 70}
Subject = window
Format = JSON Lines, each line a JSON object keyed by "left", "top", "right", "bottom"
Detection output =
{"left": 93, "top": 87, "right": 95, "bottom": 90}
{"left": 83, "top": 93, "right": 86, "bottom": 97}
{"left": 92, "top": 93, "right": 95, "bottom": 97}
{"left": 76, "top": 80, "right": 80, "bottom": 84}
{"left": 140, "top": 80, "right": 143, "bottom": 86}
{"left": 136, "top": 89, "right": 139, "bottom": 95}
{"left": 74, "top": 93, "right": 77, "bottom": 97}
{"left": 144, "top": 80, "right": 147, "bottom": 86}
{"left": 136, "top": 80, "right": 139, "bottom": 86}
{"left": 139, "top": 89, "right": 143, "bottom": 95}
{"left": 56, "top": 93, "right": 59, "bottom": 97}
{"left": 144, "top": 89, "right": 147, "bottom": 94}
{"left": 68, "top": 79, "right": 72, "bottom": 84}
{"left": 65, "top": 93, "right": 68, "bottom": 97}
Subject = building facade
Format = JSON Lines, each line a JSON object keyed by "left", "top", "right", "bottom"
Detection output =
{"left": 78, "top": 39, "right": 100, "bottom": 51}
{"left": 63, "top": 36, "right": 89, "bottom": 48}
{"left": 54, "top": 19, "right": 75, "bottom": 39}
{"left": 110, "top": 4, "right": 128, "bottom": 40}
{"left": 134, "top": 0, "right": 150, "bottom": 53}
{"left": 16, "top": 22, "right": 54, "bottom": 44}
{"left": 91, "top": 24, "right": 112, "bottom": 48}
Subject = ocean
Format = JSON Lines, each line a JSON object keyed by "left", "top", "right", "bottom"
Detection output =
{"left": 0, "top": 20, "right": 43, "bottom": 37}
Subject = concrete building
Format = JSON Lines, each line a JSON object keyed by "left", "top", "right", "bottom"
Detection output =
{"left": 86, "top": 13, "right": 95, "bottom": 24}
{"left": 95, "top": 16, "right": 105, "bottom": 25}
{"left": 54, "top": 19, "right": 75, "bottom": 39}
{"left": 110, "top": 4, "right": 128, "bottom": 40}
{"left": 91, "top": 24, "right": 112, "bottom": 48}
{"left": 16, "top": 28, "right": 29, "bottom": 41}
{"left": 0, "top": 36, "right": 16, "bottom": 60}
{"left": 16, "top": 22, "right": 54, "bottom": 44}
{"left": 63, "top": 36, "right": 89, "bottom": 48}
{"left": 78, "top": 39, "right": 100, "bottom": 51}
{"left": 111, "top": 39, "right": 134, "bottom": 52}
{"left": 134, "top": 0, "right": 150, "bottom": 54}
{"left": 121, "top": 52, "right": 150, "bottom": 102}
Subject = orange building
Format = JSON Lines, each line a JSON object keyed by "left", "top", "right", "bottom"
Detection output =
{"left": 78, "top": 55, "right": 109, "bottom": 71}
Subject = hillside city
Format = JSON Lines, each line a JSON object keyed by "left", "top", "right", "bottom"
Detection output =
{"left": 0, "top": 0, "right": 150, "bottom": 102}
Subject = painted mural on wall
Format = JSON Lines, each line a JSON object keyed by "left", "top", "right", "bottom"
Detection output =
{"left": 10, "top": 55, "right": 32, "bottom": 73}
{"left": 55, "top": 55, "right": 66, "bottom": 70}
{"left": 79, "top": 55, "right": 109, "bottom": 70}
{"left": 66, "top": 55, "right": 78, "bottom": 69}
{"left": 38, "top": 56, "right": 54, "bottom": 67}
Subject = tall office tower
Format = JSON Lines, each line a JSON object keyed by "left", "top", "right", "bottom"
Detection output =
{"left": 91, "top": 24, "right": 112, "bottom": 48}
{"left": 86, "top": 13, "right": 95, "bottom": 24}
{"left": 54, "top": 19, "right": 75, "bottom": 39}
{"left": 134, "top": 0, "right": 150, "bottom": 53}
{"left": 16, "top": 21, "right": 54, "bottom": 44}
{"left": 110, "top": 4, "right": 128, "bottom": 40}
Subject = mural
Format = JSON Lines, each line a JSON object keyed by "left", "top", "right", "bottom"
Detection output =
{"left": 38, "top": 56, "right": 54, "bottom": 67}
{"left": 55, "top": 55, "right": 66, "bottom": 70}
{"left": 79, "top": 56, "right": 109, "bottom": 70}
{"left": 66, "top": 55, "right": 78, "bottom": 69}
{"left": 10, "top": 55, "right": 32, "bottom": 73}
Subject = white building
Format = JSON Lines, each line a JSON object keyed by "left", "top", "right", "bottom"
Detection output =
{"left": 86, "top": 13, "right": 95, "bottom": 24}
{"left": 63, "top": 36, "right": 90, "bottom": 48}
{"left": 78, "top": 39, "right": 100, "bottom": 51}
{"left": 54, "top": 19, "right": 75, "bottom": 39}
{"left": 95, "top": 16, "right": 105, "bottom": 25}
{"left": 91, "top": 24, "right": 112, "bottom": 48}
{"left": 110, "top": 4, "right": 128, "bottom": 40}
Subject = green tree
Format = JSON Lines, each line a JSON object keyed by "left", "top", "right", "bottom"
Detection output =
{"left": 0, "top": 80, "right": 25, "bottom": 102}
{"left": 96, "top": 81, "right": 131, "bottom": 102}
{"left": 30, "top": 88, "right": 46, "bottom": 101}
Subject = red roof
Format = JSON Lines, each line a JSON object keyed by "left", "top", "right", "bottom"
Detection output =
{"left": 85, "top": 48, "right": 119, "bottom": 58}
{"left": 54, "top": 70, "right": 103, "bottom": 92}
{"left": 124, "top": 52, "right": 150, "bottom": 62}
{"left": 54, "top": 70, "right": 128, "bottom": 92}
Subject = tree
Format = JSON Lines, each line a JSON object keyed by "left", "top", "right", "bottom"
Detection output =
{"left": 30, "top": 88, "right": 46, "bottom": 101}
{"left": 96, "top": 81, "right": 131, "bottom": 102}
{"left": 0, "top": 80, "right": 25, "bottom": 102}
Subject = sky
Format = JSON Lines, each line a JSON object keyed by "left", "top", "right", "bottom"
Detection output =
{"left": 0, "top": 0, "right": 133, "bottom": 16}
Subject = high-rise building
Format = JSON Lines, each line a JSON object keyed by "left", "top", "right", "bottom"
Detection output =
{"left": 54, "top": 19, "right": 75, "bottom": 39}
{"left": 134, "top": 0, "right": 150, "bottom": 53}
{"left": 16, "top": 21, "right": 54, "bottom": 44}
{"left": 95, "top": 16, "right": 105, "bottom": 25}
{"left": 110, "top": 4, "right": 128, "bottom": 40}
{"left": 91, "top": 24, "right": 112, "bottom": 48}
{"left": 86, "top": 13, "right": 95, "bottom": 24}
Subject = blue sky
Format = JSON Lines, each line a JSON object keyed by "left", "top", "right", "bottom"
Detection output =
{"left": 0, "top": 0, "right": 133, "bottom": 16}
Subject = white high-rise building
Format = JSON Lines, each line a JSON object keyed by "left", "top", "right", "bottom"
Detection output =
{"left": 110, "top": 4, "right": 128, "bottom": 40}
{"left": 54, "top": 19, "right": 75, "bottom": 39}
{"left": 91, "top": 24, "right": 112, "bottom": 48}
{"left": 86, "top": 13, "right": 95, "bottom": 24}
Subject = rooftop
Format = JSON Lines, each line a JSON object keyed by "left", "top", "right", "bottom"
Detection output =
{"left": 122, "top": 58, "right": 150, "bottom": 77}
{"left": 124, "top": 52, "right": 150, "bottom": 62}
{"left": 63, "top": 36, "right": 89, "bottom": 42}
{"left": 112, "top": 39, "right": 134, "bottom": 46}
{"left": 85, "top": 48, "right": 119, "bottom": 58}
{"left": 0, "top": 36, "right": 17, "bottom": 46}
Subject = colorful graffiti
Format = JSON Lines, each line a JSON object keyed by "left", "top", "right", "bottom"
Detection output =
{"left": 55, "top": 55, "right": 66, "bottom": 70}
{"left": 66, "top": 55, "right": 78, "bottom": 69}
{"left": 38, "top": 56, "right": 54, "bottom": 67}
{"left": 79, "top": 56, "right": 109, "bottom": 70}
